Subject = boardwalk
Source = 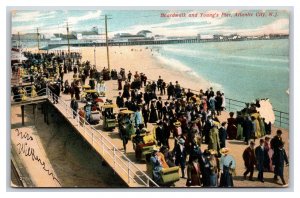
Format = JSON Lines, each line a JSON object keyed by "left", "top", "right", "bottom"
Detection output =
{"left": 11, "top": 71, "right": 289, "bottom": 188}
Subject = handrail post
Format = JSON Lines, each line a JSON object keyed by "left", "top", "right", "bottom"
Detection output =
{"left": 127, "top": 161, "right": 130, "bottom": 184}
{"left": 101, "top": 135, "right": 104, "bottom": 155}
{"left": 92, "top": 132, "right": 94, "bottom": 145}
{"left": 83, "top": 120, "right": 86, "bottom": 134}
{"left": 228, "top": 99, "right": 231, "bottom": 112}
{"left": 279, "top": 112, "right": 282, "bottom": 127}
{"left": 113, "top": 147, "right": 116, "bottom": 173}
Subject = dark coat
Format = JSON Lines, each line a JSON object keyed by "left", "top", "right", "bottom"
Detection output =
{"left": 227, "top": 118, "right": 237, "bottom": 139}
{"left": 255, "top": 146, "right": 265, "bottom": 171}
{"left": 149, "top": 103, "right": 158, "bottom": 123}
{"left": 155, "top": 126, "right": 164, "bottom": 146}
{"left": 174, "top": 144, "right": 187, "bottom": 166}
{"left": 167, "top": 84, "right": 175, "bottom": 96}
{"left": 142, "top": 107, "right": 149, "bottom": 123}
{"left": 116, "top": 96, "right": 124, "bottom": 108}
{"left": 272, "top": 148, "right": 288, "bottom": 177}
{"left": 219, "top": 127, "right": 227, "bottom": 148}
{"left": 243, "top": 119, "right": 253, "bottom": 139}
{"left": 270, "top": 135, "right": 283, "bottom": 153}
{"left": 156, "top": 100, "right": 163, "bottom": 111}
{"left": 70, "top": 99, "right": 78, "bottom": 111}
{"left": 243, "top": 147, "right": 256, "bottom": 168}
{"left": 215, "top": 95, "right": 223, "bottom": 111}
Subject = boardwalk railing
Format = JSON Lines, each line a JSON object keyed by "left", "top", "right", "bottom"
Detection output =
{"left": 225, "top": 97, "right": 289, "bottom": 129}
{"left": 45, "top": 88, "right": 159, "bottom": 187}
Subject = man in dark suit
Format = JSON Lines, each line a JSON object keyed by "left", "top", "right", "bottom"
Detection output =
{"left": 243, "top": 116, "right": 253, "bottom": 145}
{"left": 174, "top": 138, "right": 187, "bottom": 178}
{"left": 243, "top": 141, "right": 256, "bottom": 181}
{"left": 162, "top": 101, "right": 169, "bottom": 120}
{"left": 70, "top": 97, "right": 78, "bottom": 119}
{"left": 156, "top": 97, "right": 163, "bottom": 120}
{"left": 155, "top": 121, "right": 164, "bottom": 146}
{"left": 116, "top": 92, "right": 124, "bottom": 108}
{"left": 270, "top": 129, "right": 283, "bottom": 154}
{"left": 219, "top": 122, "right": 227, "bottom": 148}
{"left": 203, "top": 116, "right": 213, "bottom": 144}
{"left": 186, "top": 88, "right": 194, "bottom": 102}
{"left": 255, "top": 139, "right": 266, "bottom": 182}
{"left": 167, "top": 82, "right": 175, "bottom": 100}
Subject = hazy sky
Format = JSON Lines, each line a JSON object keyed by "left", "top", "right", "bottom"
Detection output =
{"left": 11, "top": 9, "right": 290, "bottom": 37}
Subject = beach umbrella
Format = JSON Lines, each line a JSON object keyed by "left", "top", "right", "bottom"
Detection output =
{"left": 256, "top": 99, "right": 275, "bottom": 124}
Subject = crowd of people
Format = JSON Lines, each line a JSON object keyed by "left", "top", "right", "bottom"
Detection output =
{"left": 111, "top": 68, "right": 288, "bottom": 187}
{"left": 11, "top": 51, "right": 289, "bottom": 188}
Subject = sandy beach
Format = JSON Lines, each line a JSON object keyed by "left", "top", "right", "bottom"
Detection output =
{"left": 80, "top": 46, "right": 211, "bottom": 92}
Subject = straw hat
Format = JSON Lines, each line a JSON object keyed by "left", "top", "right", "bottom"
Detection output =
{"left": 174, "top": 121, "right": 181, "bottom": 127}
{"left": 220, "top": 147, "right": 230, "bottom": 155}
{"left": 209, "top": 149, "right": 217, "bottom": 155}
{"left": 213, "top": 121, "right": 220, "bottom": 128}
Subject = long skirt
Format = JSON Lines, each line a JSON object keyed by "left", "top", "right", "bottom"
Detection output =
{"left": 274, "top": 165, "right": 284, "bottom": 177}
{"left": 118, "top": 79, "right": 122, "bottom": 90}
{"left": 219, "top": 166, "right": 233, "bottom": 187}
{"left": 209, "top": 173, "right": 218, "bottom": 187}
{"left": 227, "top": 125, "right": 237, "bottom": 140}
{"left": 236, "top": 124, "right": 243, "bottom": 140}
{"left": 149, "top": 110, "right": 158, "bottom": 123}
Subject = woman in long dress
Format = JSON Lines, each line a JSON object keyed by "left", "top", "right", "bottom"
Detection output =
{"left": 208, "top": 150, "right": 219, "bottom": 187}
{"left": 236, "top": 113, "right": 244, "bottom": 140}
{"left": 227, "top": 112, "right": 237, "bottom": 140}
{"left": 149, "top": 100, "right": 158, "bottom": 123}
{"left": 186, "top": 155, "right": 202, "bottom": 187}
{"left": 219, "top": 148, "right": 236, "bottom": 187}
{"left": 264, "top": 136, "right": 274, "bottom": 172}
{"left": 150, "top": 149, "right": 163, "bottom": 183}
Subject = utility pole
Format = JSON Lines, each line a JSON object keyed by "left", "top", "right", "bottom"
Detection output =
{"left": 94, "top": 45, "right": 96, "bottom": 66}
{"left": 17, "top": 32, "right": 21, "bottom": 49}
{"left": 66, "top": 22, "right": 70, "bottom": 55}
{"left": 36, "top": 28, "right": 40, "bottom": 51}
{"left": 105, "top": 15, "right": 110, "bottom": 71}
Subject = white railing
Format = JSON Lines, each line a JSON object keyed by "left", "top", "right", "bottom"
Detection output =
{"left": 46, "top": 87, "right": 159, "bottom": 187}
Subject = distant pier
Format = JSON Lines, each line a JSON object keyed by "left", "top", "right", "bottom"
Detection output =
{"left": 43, "top": 36, "right": 289, "bottom": 50}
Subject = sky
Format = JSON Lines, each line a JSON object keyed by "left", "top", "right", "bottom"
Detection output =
{"left": 11, "top": 9, "right": 290, "bottom": 38}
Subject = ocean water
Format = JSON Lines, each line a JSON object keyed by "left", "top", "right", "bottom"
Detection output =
{"left": 152, "top": 39, "right": 289, "bottom": 113}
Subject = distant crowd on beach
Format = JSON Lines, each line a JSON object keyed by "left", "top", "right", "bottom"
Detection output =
{"left": 11, "top": 51, "right": 288, "bottom": 187}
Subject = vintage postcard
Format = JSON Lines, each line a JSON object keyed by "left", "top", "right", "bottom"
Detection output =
{"left": 10, "top": 9, "right": 290, "bottom": 188}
